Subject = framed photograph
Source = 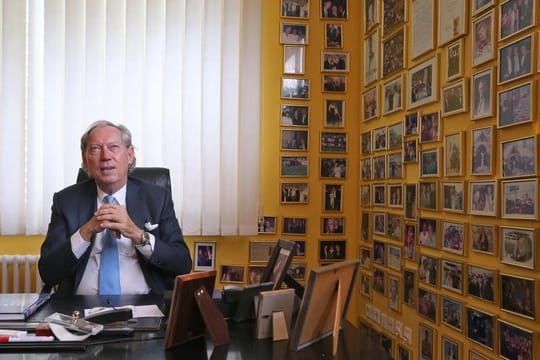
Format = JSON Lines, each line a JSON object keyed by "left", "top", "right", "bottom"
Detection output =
{"left": 373, "top": 184, "right": 386, "bottom": 206}
{"left": 446, "top": 39, "right": 463, "bottom": 81}
{"left": 407, "top": 56, "right": 438, "bottom": 109}
{"left": 403, "top": 223, "right": 416, "bottom": 261}
{"left": 498, "top": 34, "right": 533, "bottom": 84}
{"left": 322, "top": 74, "right": 346, "bottom": 93}
{"left": 501, "top": 135, "right": 536, "bottom": 178}
{"left": 280, "top": 22, "right": 308, "bottom": 44}
{"left": 324, "top": 99, "right": 344, "bottom": 127}
{"left": 386, "top": 213, "right": 402, "bottom": 241}
{"left": 404, "top": 112, "right": 418, "bottom": 136}
{"left": 404, "top": 184, "right": 418, "bottom": 220}
{"left": 281, "top": 0, "right": 310, "bottom": 18}
{"left": 381, "top": 333, "right": 393, "bottom": 354}
{"left": 321, "top": 0, "right": 348, "bottom": 19}
{"left": 403, "top": 139, "right": 417, "bottom": 163}
{"left": 361, "top": 131, "right": 372, "bottom": 155}
{"left": 373, "top": 212, "right": 386, "bottom": 235}
{"left": 361, "top": 158, "right": 372, "bottom": 181}
{"left": 248, "top": 265, "right": 266, "bottom": 284}
{"left": 383, "top": 76, "right": 403, "bottom": 115}
{"left": 418, "top": 218, "right": 437, "bottom": 248}
{"left": 442, "top": 221, "right": 465, "bottom": 255}
{"left": 320, "top": 157, "right": 347, "bottom": 179}
{"left": 320, "top": 131, "right": 347, "bottom": 153}
{"left": 500, "top": 273, "right": 535, "bottom": 319}
{"left": 249, "top": 241, "right": 276, "bottom": 262}
{"left": 360, "top": 246, "right": 371, "bottom": 268}
{"left": 283, "top": 45, "right": 305, "bottom": 74}
{"left": 281, "top": 129, "right": 308, "bottom": 151}
{"left": 471, "top": 126, "right": 493, "bottom": 175}
{"left": 321, "top": 51, "right": 349, "bottom": 72}
{"left": 281, "top": 104, "right": 309, "bottom": 127}
{"left": 364, "top": 0, "right": 378, "bottom": 33}
{"left": 472, "top": 10, "right": 495, "bottom": 67}
{"left": 387, "top": 153, "right": 402, "bottom": 179}
{"left": 419, "top": 323, "right": 435, "bottom": 359}
{"left": 294, "top": 240, "right": 306, "bottom": 257}
{"left": 387, "top": 274, "right": 401, "bottom": 312}
{"left": 442, "top": 79, "right": 467, "bottom": 116}
{"left": 419, "top": 112, "right": 440, "bottom": 143}
{"left": 502, "top": 178, "right": 537, "bottom": 220}
{"left": 471, "top": 223, "right": 496, "bottom": 255}
{"left": 373, "top": 268, "right": 385, "bottom": 294}
{"left": 318, "top": 239, "right": 346, "bottom": 261}
{"left": 362, "top": 87, "right": 378, "bottom": 121}
{"left": 321, "top": 216, "right": 345, "bottom": 235}
{"left": 419, "top": 181, "right": 437, "bottom": 210}
{"left": 388, "top": 183, "right": 403, "bottom": 207}
{"left": 499, "top": 0, "right": 535, "bottom": 40}
{"left": 441, "top": 337, "right": 461, "bottom": 360}
{"left": 364, "top": 30, "right": 379, "bottom": 85}
{"left": 468, "top": 265, "right": 495, "bottom": 302}
{"left": 417, "top": 287, "right": 437, "bottom": 322}
{"left": 466, "top": 307, "right": 494, "bottom": 350}
{"left": 410, "top": 0, "right": 434, "bottom": 59}
{"left": 403, "top": 269, "right": 416, "bottom": 307}
{"left": 385, "top": 124, "right": 402, "bottom": 151}
{"left": 373, "top": 126, "right": 387, "bottom": 151}
{"left": 220, "top": 264, "right": 244, "bottom": 283}
{"left": 281, "top": 77, "right": 310, "bottom": 100}
{"left": 382, "top": 0, "right": 406, "bottom": 35}
{"left": 373, "top": 240, "right": 386, "bottom": 265}
{"left": 282, "top": 217, "right": 307, "bottom": 235}
{"left": 444, "top": 132, "right": 464, "bottom": 177}
{"left": 470, "top": 350, "right": 490, "bottom": 360}
{"left": 442, "top": 181, "right": 465, "bottom": 213}
{"left": 258, "top": 216, "right": 277, "bottom": 234}
{"left": 438, "top": 0, "right": 466, "bottom": 46}
{"left": 360, "top": 211, "right": 371, "bottom": 241}
{"left": 325, "top": 23, "right": 342, "bottom": 48}
{"left": 418, "top": 254, "right": 438, "bottom": 287}
{"left": 280, "top": 156, "right": 308, "bottom": 177}
{"left": 500, "top": 226, "right": 535, "bottom": 269}
{"left": 499, "top": 320, "right": 534, "bottom": 360}
{"left": 287, "top": 263, "right": 306, "bottom": 281}
{"left": 441, "top": 259, "right": 463, "bottom": 294}
{"left": 381, "top": 28, "right": 405, "bottom": 78}
{"left": 280, "top": 182, "right": 309, "bottom": 204}
{"left": 469, "top": 180, "right": 497, "bottom": 216}
{"left": 397, "top": 344, "right": 411, "bottom": 360}
{"left": 442, "top": 296, "right": 462, "bottom": 332}
{"left": 497, "top": 81, "right": 533, "bottom": 128}
{"left": 359, "top": 272, "right": 372, "bottom": 298}
{"left": 420, "top": 148, "right": 439, "bottom": 178}
{"left": 322, "top": 183, "right": 343, "bottom": 212}
{"left": 472, "top": 0, "right": 494, "bottom": 16}
{"left": 194, "top": 241, "right": 216, "bottom": 271}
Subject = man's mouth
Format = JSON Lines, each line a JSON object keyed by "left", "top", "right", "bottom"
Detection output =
{"left": 101, "top": 166, "right": 115, "bottom": 172}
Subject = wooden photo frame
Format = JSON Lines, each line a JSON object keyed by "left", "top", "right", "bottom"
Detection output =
{"left": 387, "top": 246, "right": 402, "bottom": 272}
{"left": 417, "top": 287, "right": 437, "bottom": 322}
{"left": 418, "top": 218, "right": 438, "bottom": 249}
{"left": 382, "top": 76, "right": 403, "bottom": 115}
{"left": 438, "top": 0, "right": 466, "bottom": 46}
{"left": 388, "top": 183, "right": 403, "bottom": 208}
{"left": 403, "top": 139, "right": 417, "bottom": 163}
{"left": 466, "top": 307, "right": 495, "bottom": 350}
{"left": 361, "top": 158, "right": 372, "bottom": 182}
{"left": 418, "top": 254, "right": 438, "bottom": 287}
{"left": 281, "top": 104, "right": 309, "bottom": 127}
{"left": 500, "top": 226, "right": 535, "bottom": 269}
{"left": 320, "top": 157, "right": 347, "bottom": 179}
{"left": 321, "top": 51, "right": 349, "bottom": 72}
{"left": 373, "top": 184, "right": 386, "bottom": 207}
{"left": 471, "top": 223, "right": 496, "bottom": 255}
{"left": 404, "top": 112, "right": 418, "bottom": 136}
{"left": 471, "top": 126, "right": 493, "bottom": 175}
{"left": 420, "top": 147, "right": 439, "bottom": 178}
{"left": 410, "top": 0, "right": 434, "bottom": 59}
{"left": 407, "top": 57, "right": 438, "bottom": 109}
{"left": 322, "top": 74, "right": 346, "bottom": 93}
{"left": 500, "top": 273, "right": 535, "bottom": 319}
{"left": 419, "top": 112, "right": 440, "bottom": 143}
{"left": 442, "top": 181, "right": 465, "bottom": 213}
{"left": 294, "top": 240, "right": 306, "bottom": 258}
{"left": 318, "top": 239, "right": 346, "bottom": 262}
{"left": 220, "top": 264, "right": 245, "bottom": 283}
{"left": 281, "top": 77, "right": 310, "bottom": 100}
{"left": 280, "top": 22, "right": 308, "bottom": 45}
{"left": 388, "top": 152, "right": 403, "bottom": 179}
{"left": 320, "top": 131, "right": 347, "bottom": 153}
{"left": 258, "top": 216, "right": 277, "bottom": 234}
{"left": 419, "top": 323, "right": 436, "bottom": 359}
{"left": 446, "top": 39, "right": 463, "bottom": 81}
{"left": 441, "top": 336, "right": 461, "bottom": 360}
{"left": 441, "top": 296, "right": 463, "bottom": 332}
{"left": 373, "top": 240, "right": 386, "bottom": 265}
{"left": 363, "top": 30, "right": 379, "bottom": 85}
{"left": 282, "top": 217, "right": 307, "bottom": 235}
{"left": 501, "top": 135, "right": 536, "bottom": 178}
{"left": 381, "top": 28, "right": 405, "bottom": 78}
{"left": 362, "top": 86, "right": 378, "bottom": 121}
{"left": 360, "top": 186, "right": 371, "bottom": 209}
{"left": 386, "top": 213, "right": 403, "bottom": 241}
{"left": 321, "top": 216, "right": 345, "bottom": 235}
{"left": 467, "top": 265, "right": 495, "bottom": 303}
{"left": 324, "top": 99, "right": 345, "bottom": 127}
{"left": 403, "top": 223, "right": 417, "bottom": 261}
{"left": 280, "top": 156, "right": 308, "bottom": 177}
{"left": 441, "top": 259, "right": 463, "bottom": 294}
{"left": 320, "top": 0, "right": 348, "bottom": 19}
{"left": 472, "top": 10, "right": 495, "bottom": 67}
{"left": 373, "top": 212, "right": 386, "bottom": 235}
{"left": 364, "top": 0, "right": 378, "bottom": 33}
{"left": 281, "top": 129, "right": 308, "bottom": 151}
{"left": 444, "top": 132, "right": 464, "bottom": 177}
{"left": 372, "top": 155, "right": 386, "bottom": 180}
{"left": 469, "top": 180, "right": 497, "bottom": 216}
{"left": 281, "top": 0, "right": 310, "bottom": 19}
{"left": 497, "top": 81, "right": 533, "bottom": 128}
{"left": 280, "top": 182, "right": 309, "bottom": 204}
{"left": 359, "top": 272, "right": 372, "bottom": 298}
{"left": 442, "top": 221, "right": 465, "bottom": 256}
{"left": 373, "top": 126, "right": 387, "bottom": 151}
{"left": 442, "top": 79, "right": 467, "bottom": 117}
{"left": 419, "top": 181, "right": 437, "bottom": 211}
{"left": 471, "top": 68, "right": 493, "bottom": 120}
{"left": 361, "top": 131, "right": 372, "bottom": 155}
{"left": 499, "top": 0, "right": 535, "bottom": 41}
{"left": 194, "top": 241, "right": 216, "bottom": 271}
{"left": 360, "top": 212, "right": 371, "bottom": 244}
{"left": 498, "top": 34, "right": 534, "bottom": 84}
{"left": 283, "top": 45, "right": 305, "bottom": 75}
{"left": 498, "top": 320, "right": 534, "bottom": 360}
{"left": 502, "top": 178, "right": 538, "bottom": 220}
{"left": 322, "top": 183, "right": 343, "bottom": 212}
{"left": 325, "top": 23, "right": 342, "bottom": 48}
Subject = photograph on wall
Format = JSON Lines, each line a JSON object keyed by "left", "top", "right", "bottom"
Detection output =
{"left": 382, "top": 28, "right": 405, "bottom": 78}
{"left": 258, "top": 216, "right": 277, "bottom": 234}
{"left": 438, "top": 0, "right": 466, "bottom": 46}
{"left": 442, "top": 221, "right": 465, "bottom": 256}
{"left": 417, "top": 287, "right": 437, "bottom": 322}
{"left": 473, "top": 0, "right": 494, "bottom": 16}
{"left": 446, "top": 39, "right": 463, "bottom": 81}
{"left": 500, "top": 226, "right": 535, "bottom": 269}
{"left": 502, "top": 179, "right": 537, "bottom": 220}
{"left": 500, "top": 273, "right": 535, "bottom": 319}
{"left": 281, "top": 104, "right": 309, "bottom": 126}
{"left": 472, "top": 10, "right": 495, "bottom": 67}
{"left": 403, "top": 269, "right": 416, "bottom": 308}
{"left": 419, "top": 323, "right": 435, "bottom": 359}
{"left": 404, "top": 184, "right": 418, "bottom": 220}
{"left": 501, "top": 135, "right": 536, "bottom": 178}
{"left": 469, "top": 180, "right": 497, "bottom": 216}
{"left": 397, "top": 344, "right": 410, "bottom": 360}
{"left": 321, "top": 216, "right": 345, "bottom": 235}
{"left": 388, "top": 152, "right": 403, "bottom": 179}
{"left": 441, "top": 337, "right": 460, "bottom": 360}
{"left": 280, "top": 22, "right": 308, "bottom": 44}
{"left": 282, "top": 217, "right": 307, "bottom": 235}
{"left": 468, "top": 265, "right": 495, "bottom": 303}
{"left": 324, "top": 99, "right": 344, "bottom": 127}
{"left": 498, "top": 320, "right": 534, "bottom": 360}
{"left": 364, "top": 30, "right": 379, "bottom": 85}
{"left": 418, "top": 218, "right": 437, "bottom": 249}
{"left": 362, "top": 86, "right": 378, "bottom": 121}
{"left": 359, "top": 272, "right": 372, "bottom": 298}
{"left": 281, "top": 129, "right": 308, "bottom": 151}
{"left": 444, "top": 132, "right": 464, "bottom": 177}
{"left": 498, "top": 34, "right": 533, "bottom": 84}
{"left": 418, "top": 254, "right": 438, "bottom": 287}
{"left": 373, "top": 240, "right": 386, "bottom": 265}
{"left": 281, "top": 77, "right": 310, "bottom": 99}
{"left": 420, "top": 148, "right": 439, "bottom": 178}
{"left": 387, "top": 122, "right": 403, "bottom": 150}
{"left": 287, "top": 263, "right": 306, "bottom": 281}
{"left": 322, "top": 183, "right": 343, "bottom": 212}
{"left": 373, "top": 155, "right": 385, "bottom": 180}
{"left": 497, "top": 81, "right": 532, "bottom": 128}
{"left": 383, "top": 76, "right": 403, "bottom": 115}
{"left": 373, "top": 184, "right": 386, "bottom": 206}
{"left": 470, "top": 350, "right": 490, "bottom": 360}
{"left": 471, "top": 126, "right": 493, "bottom": 175}
{"left": 361, "top": 158, "right": 372, "bottom": 181}
{"left": 441, "top": 296, "right": 462, "bottom": 332}
{"left": 373, "top": 268, "right": 385, "bottom": 294}
{"left": 319, "top": 239, "right": 346, "bottom": 261}
{"left": 283, "top": 45, "right": 305, "bottom": 75}
{"left": 499, "top": 0, "right": 535, "bottom": 40}
{"left": 281, "top": 0, "right": 310, "bottom": 19}
{"left": 419, "top": 112, "right": 440, "bottom": 143}
{"left": 407, "top": 57, "right": 437, "bottom": 109}
{"left": 466, "top": 307, "right": 495, "bottom": 350}
{"left": 360, "top": 211, "right": 371, "bottom": 241}
{"left": 280, "top": 156, "right": 308, "bottom": 178}
{"left": 471, "top": 223, "right": 496, "bottom": 255}
{"left": 280, "top": 182, "right": 309, "bottom": 204}
{"left": 320, "top": 131, "right": 347, "bottom": 153}
{"left": 442, "top": 79, "right": 467, "bottom": 117}
{"left": 361, "top": 131, "right": 372, "bottom": 155}
{"left": 322, "top": 74, "right": 346, "bottom": 93}
{"left": 442, "top": 181, "right": 464, "bottom": 213}
{"left": 441, "top": 259, "right": 463, "bottom": 294}
{"left": 364, "top": 0, "right": 378, "bottom": 33}
{"left": 320, "top": 157, "right": 347, "bottom": 179}
{"left": 220, "top": 264, "right": 244, "bottom": 283}
{"left": 294, "top": 240, "right": 306, "bottom": 257}
{"left": 321, "top": 51, "right": 349, "bottom": 72}
{"left": 373, "top": 126, "right": 387, "bottom": 151}
{"left": 388, "top": 184, "right": 403, "bottom": 207}
{"left": 403, "top": 139, "right": 417, "bottom": 163}
{"left": 472, "top": 67, "right": 493, "bottom": 122}
{"left": 373, "top": 212, "right": 386, "bottom": 235}
{"left": 387, "top": 274, "right": 401, "bottom": 312}
{"left": 249, "top": 241, "right": 276, "bottom": 262}
{"left": 248, "top": 265, "right": 265, "bottom": 285}
{"left": 382, "top": 0, "right": 406, "bottom": 35}
{"left": 386, "top": 213, "right": 403, "bottom": 241}
{"left": 194, "top": 241, "right": 216, "bottom": 271}
{"left": 410, "top": 0, "right": 434, "bottom": 59}
{"left": 321, "top": 0, "right": 348, "bottom": 19}
{"left": 404, "top": 112, "right": 418, "bottom": 136}
{"left": 403, "top": 223, "right": 416, "bottom": 261}
{"left": 325, "top": 23, "right": 342, "bottom": 48}
{"left": 419, "top": 181, "right": 437, "bottom": 211}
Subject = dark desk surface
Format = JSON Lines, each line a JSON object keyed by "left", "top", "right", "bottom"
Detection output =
{"left": 0, "top": 295, "right": 391, "bottom": 359}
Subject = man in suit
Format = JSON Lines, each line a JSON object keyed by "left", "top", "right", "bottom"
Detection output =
{"left": 38, "top": 121, "right": 192, "bottom": 295}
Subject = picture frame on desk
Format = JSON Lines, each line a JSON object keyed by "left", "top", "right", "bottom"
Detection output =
{"left": 467, "top": 265, "right": 496, "bottom": 303}
{"left": 497, "top": 81, "right": 532, "bottom": 128}
{"left": 471, "top": 223, "right": 496, "bottom": 255}
{"left": 500, "top": 273, "right": 535, "bottom": 319}
{"left": 501, "top": 178, "right": 538, "bottom": 220}
{"left": 500, "top": 226, "right": 535, "bottom": 269}
{"left": 472, "top": 11, "right": 494, "bottom": 67}
{"left": 194, "top": 241, "right": 216, "bottom": 271}
{"left": 499, "top": 320, "right": 534, "bottom": 360}
{"left": 498, "top": 34, "right": 533, "bottom": 85}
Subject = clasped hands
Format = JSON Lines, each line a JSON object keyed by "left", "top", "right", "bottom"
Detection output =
{"left": 80, "top": 203, "right": 141, "bottom": 243}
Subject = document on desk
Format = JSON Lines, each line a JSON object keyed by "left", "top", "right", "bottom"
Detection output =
{"left": 84, "top": 305, "right": 164, "bottom": 318}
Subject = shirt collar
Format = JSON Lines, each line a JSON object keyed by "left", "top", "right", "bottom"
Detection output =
{"left": 97, "top": 184, "right": 127, "bottom": 206}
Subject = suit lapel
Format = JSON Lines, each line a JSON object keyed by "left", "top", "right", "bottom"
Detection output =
{"left": 126, "top": 178, "right": 147, "bottom": 228}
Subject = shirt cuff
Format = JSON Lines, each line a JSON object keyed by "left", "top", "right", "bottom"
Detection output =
{"left": 71, "top": 230, "right": 91, "bottom": 259}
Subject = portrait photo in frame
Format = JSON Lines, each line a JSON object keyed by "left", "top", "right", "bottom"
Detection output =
{"left": 320, "top": 131, "right": 347, "bottom": 153}
{"left": 442, "top": 221, "right": 465, "bottom": 256}
{"left": 419, "top": 323, "right": 435, "bottom": 359}
{"left": 497, "top": 81, "right": 532, "bottom": 128}
{"left": 281, "top": 0, "right": 310, "bottom": 19}
{"left": 248, "top": 265, "right": 266, "bottom": 284}
{"left": 364, "top": 0, "right": 378, "bottom": 33}
{"left": 466, "top": 307, "right": 494, "bottom": 350}
{"left": 418, "top": 218, "right": 437, "bottom": 249}
{"left": 441, "top": 259, "right": 463, "bottom": 294}
{"left": 446, "top": 39, "right": 463, "bottom": 81}
{"left": 418, "top": 181, "right": 437, "bottom": 211}
{"left": 500, "top": 273, "right": 535, "bottom": 319}
{"left": 441, "top": 337, "right": 461, "bottom": 360}
{"left": 281, "top": 77, "right": 310, "bottom": 100}
{"left": 320, "top": 0, "right": 348, "bottom": 19}
{"left": 500, "top": 226, "right": 535, "bottom": 270}
{"left": 362, "top": 86, "right": 378, "bottom": 121}
{"left": 220, "top": 264, "right": 244, "bottom": 283}
{"left": 373, "top": 184, "right": 386, "bottom": 207}
{"left": 381, "top": 28, "right": 405, "bottom": 78}
{"left": 442, "top": 181, "right": 465, "bottom": 213}
{"left": 321, "top": 51, "right": 349, "bottom": 72}
{"left": 373, "top": 268, "right": 385, "bottom": 294}
{"left": 324, "top": 99, "right": 345, "bottom": 127}
{"left": 325, "top": 23, "right": 342, "bottom": 48}
{"left": 373, "top": 155, "right": 386, "bottom": 180}
{"left": 407, "top": 57, "right": 438, "bottom": 109}
{"left": 468, "top": 264, "right": 496, "bottom": 303}
{"left": 419, "top": 112, "right": 440, "bottom": 143}
{"left": 373, "top": 126, "right": 387, "bottom": 151}
{"left": 360, "top": 211, "right": 370, "bottom": 242}
{"left": 438, "top": 0, "right": 466, "bottom": 46}
{"left": 417, "top": 287, "right": 437, "bottom": 322}
{"left": 418, "top": 254, "right": 438, "bottom": 287}
{"left": 281, "top": 129, "right": 308, "bottom": 151}
{"left": 283, "top": 45, "right": 305, "bottom": 75}
{"left": 360, "top": 185, "right": 371, "bottom": 208}
{"left": 363, "top": 30, "right": 379, "bottom": 85}
{"left": 388, "top": 183, "right": 403, "bottom": 208}
{"left": 471, "top": 68, "right": 493, "bottom": 120}
{"left": 387, "top": 246, "right": 402, "bottom": 272}
{"left": 501, "top": 135, "right": 536, "bottom": 178}
{"left": 471, "top": 223, "right": 496, "bottom": 255}
{"left": 318, "top": 239, "right": 346, "bottom": 261}
{"left": 361, "top": 131, "right": 372, "bottom": 155}
{"left": 322, "top": 74, "right": 346, "bottom": 93}
{"left": 410, "top": 0, "right": 434, "bottom": 59}
{"left": 280, "top": 22, "right": 308, "bottom": 45}
{"left": 281, "top": 104, "right": 309, "bottom": 127}
{"left": 360, "top": 246, "right": 371, "bottom": 268}
{"left": 442, "top": 79, "right": 467, "bottom": 117}
{"left": 287, "top": 263, "right": 306, "bottom": 281}
{"left": 444, "top": 132, "right": 464, "bottom": 177}
{"left": 280, "top": 156, "right": 308, "bottom": 177}
{"left": 320, "top": 157, "right": 347, "bottom": 179}
{"left": 388, "top": 152, "right": 403, "bottom": 179}
{"left": 471, "top": 125, "right": 493, "bottom": 175}
{"left": 502, "top": 178, "right": 538, "bottom": 220}
{"left": 386, "top": 213, "right": 403, "bottom": 241}
{"left": 498, "top": 34, "right": 533, "bottom": 84}
{"left": 383, "top": 76, "right": 403, "bottom": 115}
{"left": 194, "top": 241, "right": 216, "bottom": 271}
{"left": 373, "top": 212, "right": 386, "bottom": 235}
{"left": 442, "top": 296, "right": 462, "bottom": 332}
{"left": 420, "top": 147, "right": 439, "bottom": 178}
{"left": 280, "top": 182, "right": 309, "bottom": 204}
{"left": 499, "top": 0, "right": 535, "bottom": 41}
{"left": 403, "top": 139, "right": 417, "bottom": 163}
{"left": 404, "top": 184, "right": 418, "bottom": 220}
{"left": 472, "top": 10, "right": 495, "bottom": 67}
{"left": 469, "top": 180, "right": 497, "bottom": 216}
{"left": 403, "top": 269, "right": 416, "bottom": 308}
{"left": 498, "top": 320, "right": 534, "bottom": 360}
{"left": 361, "top": 158, "right": 372, "bottom": 181}
{"left": 359, "top": 272, "right": 372, "bottom": 298}
{"left": 404, "top": 112, "right": 418, "bottom": 136}
{"left": 387, "top": 274, "right": 401, "bottom": 312}
{"left": 258, "top": 216, "right": 277, "bottom": 234}
{"left": 322, "top": 183, "right": 343, "bottom": 212}
{"left": 403, "top": 223, "right": 416, "bottom": 261}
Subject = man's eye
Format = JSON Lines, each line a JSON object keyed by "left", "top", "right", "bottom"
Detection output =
{"left": 109, "top": 144, "right": 121, "bottom": 153}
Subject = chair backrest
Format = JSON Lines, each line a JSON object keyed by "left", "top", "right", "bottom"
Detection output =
{"left": 76, "top": 167, "right": 172, "bottom": 194}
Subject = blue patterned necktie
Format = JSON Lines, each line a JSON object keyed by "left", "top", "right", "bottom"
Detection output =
{"left": 98, "top": 195, "right": 121, "bottom": 295}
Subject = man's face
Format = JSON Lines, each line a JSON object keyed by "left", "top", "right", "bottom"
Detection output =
{"left": 82, "top": 125, "right": 134, "bottom": 193}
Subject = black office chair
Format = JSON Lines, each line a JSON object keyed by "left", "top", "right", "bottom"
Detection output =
{"left": 76, "top": 167, "right": 171, "bottom": 193}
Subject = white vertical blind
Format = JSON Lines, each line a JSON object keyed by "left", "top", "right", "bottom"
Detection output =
{"left": 0, "top": 0, "right": 261, "bottom": 236}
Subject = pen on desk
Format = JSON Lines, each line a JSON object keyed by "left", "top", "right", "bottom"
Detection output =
{"left": 0, "top": 335, "right": 55, "bottom": 342}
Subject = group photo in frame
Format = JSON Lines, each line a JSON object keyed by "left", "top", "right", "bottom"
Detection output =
{"left": 283, "top": 45, "right": 305, "bottom": 75}
{"left": 444, "top": 132, "right": 464, "bottom": 177}
{"left": 419, "top": 112, "right": 440, "bottom": 143}
{"left": 417, "top": 287, "right": 437, "bottom": 322}
{"left": 441, "top": 259, "right": 463, "bottom": 294}
{"left": 280, "top": 182, "right": 309, "bottom": 204}
{"left": 442, "top": 181, "right": 465, "bottom": 213}
{"left": 418, "top": 217, "right": 437, "bottom": 248}
{"left": 438, "top": 0, "right": 466, "bottom": 46}
{"left": 466, "top": 307, "right": 495, "bottom": 350}
{"left": 467, "top": 264, "right": 495, "bottom": 303}
{"left": 281, "top": 77, "right": 310, "bottom": 100}
{"left": 498, "top": 34, "right": 533, "bottom": 84}
{"left": 471, "top": 223, "right": 496, "bottom": 255}
{"left": 502, "top": 178, "right": 538, "bottom": 220}
{"left": 498, "top": 320, "right": 534, "bottom": 360}
{"left": 410, "top": 0, "right": 434, "bottom": 59}
{"left": 497, "top": 81, "right": 532, "bottom": 128}
{"left": 404, "top": 112, "right": 418, "bottom": 136}
{"left": 363, "top": 30, "right": 379, "bottom": 85}
{"left": 501, "top": 135, "right": 536, "bottom": 178}
{"left": 500, "top": 226, "right": 535, "bottom": 269}
{"left": 382, "top": 76, "right": 403, "bottom": 115}
{"left": 442, "top": 221, "right": 465, "bottom": 255}
{"left": 320, "top": 157, "right": 347, "bottom": 179}
{"left": 280, "top": 22, "right": 308, "bottom": 45}
{"left": 420, "top": 148, "right": 439, "bottom": 178}
{"left": 320, "top": 131, "right": 347, "bottom": 153}
{"left": 321, "top": 216, "right": 345, "bottom": 235}
{"left": 318, "top": 239, "right": 346, "bottom": 261}
{"left": 322, "top": 183, "right": 344, "bottom": 212}
{"left": 442, "top": 79, "right": 467, "bottom": 116}
{"left": 281, "top": 104, "right": 309, "bottom": 127}
{"left": 419, "top": 181, "right": 437, "bottom": 211}
{"left": 281, "top": 0, "right": 310, "bottom": 19}
{"left": 469, "top": 180, "right": 497, "bottom": 216}
{"left": 441, "top": 296, "right": 462, "bottom": 332}
{"left": 446, "top": 39, "right": 463, "bottom": 81}
{"left": 257, "top": 216, "right": 277, "bottom": 234}
{"left": 220, "top": 264, "right": 244, "bottom": 283}
{"left": 500, "top": 273, "right": 535, "bottom": 319}
{"left": 324, "top": 99, "right": 345, "bottom": 127}
{"left": 381, "top": 28, "right": 405, "bottom": 78}
{"left": 325, "top": 23, "right": 342, "bottom": 48}
{"left": 407, "top": 56, "right": 438, "bottom": 109}
{"left": 320, "top": 0, "right": 348, "bottom": 19}
{"left": 472, "top": 10, "right": 495, "bottom": 67}
{"left": 280, "top": 155, "right": 308, "bottom": 177}
{"left": 499, "top": 0, "right": 535, "bottom": 41}
{"left": 472, "top": 68, "right": 493, "bottom": 120}
{"left": 362, "top": 87, "right": 378, "bottom": 121}
{"left": 373, "top": 126, "right": 387, "bottom": 151}
{"left": 281, "top": 129, "right": 308, "bottom": 151}
{"left": 471, "top": 126, "right": 493, "bottom": 175}
{"left": 322, "top": 74, "right": 346, "bottom": 93}
{"left": 418, "top": 254, "right": 438, "bottom": 287}
{"left": 321, "top": 51, "right": 349, "bottom": 72}
{"left": 282, "top": 217, "right": 307, "bottom": 235}
{"left": 194, "top": 241, "right": 216, "bottom": 271}
{"left": 361, "top": 158, "right": 372, "bottom": 181}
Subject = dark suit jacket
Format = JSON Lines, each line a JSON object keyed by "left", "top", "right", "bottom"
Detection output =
{"left": 38, "top": 177, "right": 192, "bottom": 295}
